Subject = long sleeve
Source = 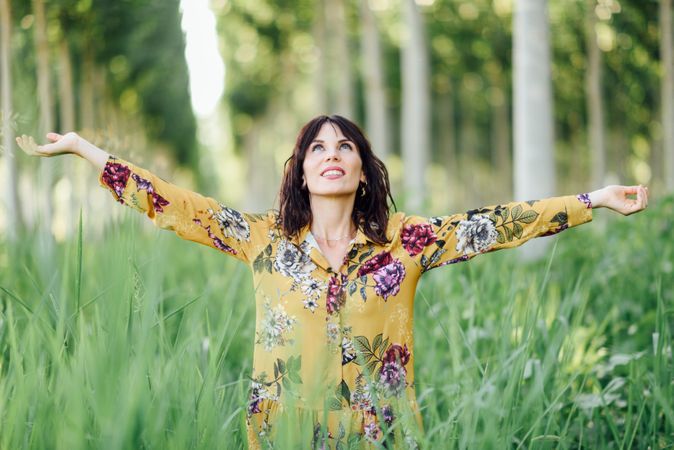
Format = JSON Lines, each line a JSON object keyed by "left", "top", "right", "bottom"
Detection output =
{"left": 400, "top": 194, "right": 593, "bottom": 273}
{"left": 99, "top": 155, "right": 271, "bottom": 264}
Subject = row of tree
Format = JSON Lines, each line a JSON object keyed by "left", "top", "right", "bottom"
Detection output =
{"left": 215, "top": 0, "right": 672, "bottom": 214}
{"left": 1, "top": 0, "right": 195, "bottom": 241}
{"left": 0, "top": 0, "right": 672, "bottom": 244}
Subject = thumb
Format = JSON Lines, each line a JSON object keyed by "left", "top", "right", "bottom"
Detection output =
{"left": 46, "top": 132, "right": 63, "bottom": 142}
{"left": 621, "top": 185, "right": 639, "bottom": 196}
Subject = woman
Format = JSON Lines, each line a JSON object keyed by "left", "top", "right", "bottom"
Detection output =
{"left": 17, "top": 115, "right": 648, "bottom": 448}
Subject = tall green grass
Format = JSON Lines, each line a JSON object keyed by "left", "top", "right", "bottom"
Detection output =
{"left": 1, "top": 197, "right": 672, "bottom": 449}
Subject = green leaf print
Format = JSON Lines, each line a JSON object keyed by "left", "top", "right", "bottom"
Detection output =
{"left": 551, "top": 211, "right": 568, "bottom": 225}
{"left": 354, "top": 336, "right": 372, "bottom": 356}
{"left": 378, "top": 337, "right": 389, "bottom": 359}
{"left": 339, "top": 380, "right": 351, "bottom": 406}
{"left": 511, "top": 204, "right": 523, "bottom": 220}
{"left": 276, "top": 358, "right": 286, "bottom": 374}
{"left": 372, "top": 333, "right": 383, "bottom": 354}
{"left": 253, "top": 255, "right": 264, "bottom": 273}
{"left": 365, "top": 359, "right": 379, "bottom": 375}
{"left": 513, "top": 222, "right": 523, "bottom": 239}
{"left": 505, "top": 225, "right": 514, "bottom": 242}
{"left": 354, "top": 336, "right": 378, "bottom": 367}
{"left": 518, "top": 210, "right": 538, "bottom": 224}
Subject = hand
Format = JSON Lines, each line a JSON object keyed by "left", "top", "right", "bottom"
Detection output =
{"left": 590, "top": 185, "right": 649, "bottom": 216}
{"left": 15, "top": 132, "right": 81, "bottom": 157}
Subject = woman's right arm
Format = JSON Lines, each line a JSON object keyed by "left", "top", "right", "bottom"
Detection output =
{"left": 17, "top": 132, "right": 268, "bottom": 264}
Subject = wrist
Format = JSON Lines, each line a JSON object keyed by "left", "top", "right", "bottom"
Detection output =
{"left": 587, "top": 189, "right": 604, "bottom": 208}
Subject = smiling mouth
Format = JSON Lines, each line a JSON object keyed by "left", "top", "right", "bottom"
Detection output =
{"left": 321, "top": 169, "right": 345, "bottom": 177}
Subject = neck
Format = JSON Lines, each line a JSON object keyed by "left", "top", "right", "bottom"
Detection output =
{"left": 309, "top": 194, "right": 357, "bottom": 241}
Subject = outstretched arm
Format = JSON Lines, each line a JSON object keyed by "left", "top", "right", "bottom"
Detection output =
{"left": 401, "top": 186, "right": 648, "bottom": 274}
{"left": 16, "top": 132, "right": 270, "bottom": 264}
{"left": 587, "top": 185, "right": 649, "bottom": 216}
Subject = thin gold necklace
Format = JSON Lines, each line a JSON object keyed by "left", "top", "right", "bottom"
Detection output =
{"left": 311, "top": 228, "right": 356, "bottom": 242}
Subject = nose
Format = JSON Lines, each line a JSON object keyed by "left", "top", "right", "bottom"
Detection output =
{"left": 324, "top": 145, "right": 341, "bottom": 161}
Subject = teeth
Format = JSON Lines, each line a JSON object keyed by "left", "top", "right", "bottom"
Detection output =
{"left": 322, "top": 170, "right": 344, "bottom": 177}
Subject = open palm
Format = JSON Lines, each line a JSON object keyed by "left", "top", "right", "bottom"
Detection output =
{"left": 15, "top": 132, "right": 80, "bottom": 157}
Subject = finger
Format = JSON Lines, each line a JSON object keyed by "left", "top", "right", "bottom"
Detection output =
{"left": 15, "top": 135, "right": 33, "bottom": 155}
{"left": 46, "top": 132, "right": 62, "bottom": 142}
{"left": 20, "top": 135, "right": 41, "bottom": 156}
{"left": 637, "top": 186, "right": 646, "bottom": 212}
{"left": 623, "top": 185, "right": 639, "bottom": 196}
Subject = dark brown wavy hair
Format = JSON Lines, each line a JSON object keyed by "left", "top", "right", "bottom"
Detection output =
{"left": 278, "top": 115, "right": 396, "bottom": 245}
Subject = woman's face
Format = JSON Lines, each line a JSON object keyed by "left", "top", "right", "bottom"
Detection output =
{"left": 302, "top": 122, "right": 365, "bottom": 198}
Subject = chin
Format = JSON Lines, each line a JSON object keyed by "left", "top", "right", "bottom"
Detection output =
{"left": 310, "top": 189, "right": 356, "bottom": 198}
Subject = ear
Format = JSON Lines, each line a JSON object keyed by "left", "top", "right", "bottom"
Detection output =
{"left": 360, "top": 172, "right": 366, "bottom": 184}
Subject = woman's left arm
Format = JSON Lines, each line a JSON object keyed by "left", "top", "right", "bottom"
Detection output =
{"left": 402, "top": 185, "right": 649, "bottom": 274}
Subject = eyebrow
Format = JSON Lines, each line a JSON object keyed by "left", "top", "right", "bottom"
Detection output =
{"left": 310, "top": 139, "right": 353, "bottom": 144}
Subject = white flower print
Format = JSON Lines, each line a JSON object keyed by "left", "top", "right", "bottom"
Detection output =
{"left": 256, "top": 300, "right": 297, "bottom": 351}
{"left": 300, "top": 277, "right": 325, "bottom": 313}
{"left": 455, "top": 214, "right": 498, "bottom": 255}
{"left": 274, "top": 239, "right": 316, "bottom": 283}
{"left": 208, "top": 205, "right": 251, "bottom": 241}
{"left": 302, "top": 297, "right": 319, "bottom": 312}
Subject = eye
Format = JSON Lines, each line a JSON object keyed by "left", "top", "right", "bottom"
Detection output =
{"left": 311, "top": 144, "right": 324, "bottom": 152}
{"left": 340, "top": 143, "right": 353, "bottom": 151}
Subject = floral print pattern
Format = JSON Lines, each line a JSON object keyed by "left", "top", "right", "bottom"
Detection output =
{"left": 131, "top": 173, "right": 170, "bottom": 213}
{"left": 274, "top": 239, "right": 316, "bottom": 284}
{"left": 357, "top": 251, "right": 393, "bottom": 277}
{"left": 101, "top": 159, "right": 131, "bottom": 200}
{"left": 401, "top": 223, "right": 437, "bottom": 256}
{"left": 455, "top": 214, "right": 498, "bottom": 255}
{"left": 98, "top": 156, "right": 594, "bottom": 449}
{"left": 192, "top": 219, "right": 237, "bottom": 255}
{"left": 326, "top": 273, "right": 347, "bottom": 314}
{"left": 372, "top": 259, "right": 406, "bottom": 300}
{"left": 577, "top": 192, "right": 593, "bottom": 209}
{"left": 256, "top": 300, "right": 297, "bottom": 351}
{"left": 209, "top": 205, "right": 251, "bottom": 241}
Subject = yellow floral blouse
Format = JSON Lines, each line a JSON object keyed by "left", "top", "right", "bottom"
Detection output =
{"left": 100, "top": 156, "right": 593, "bottom": 449}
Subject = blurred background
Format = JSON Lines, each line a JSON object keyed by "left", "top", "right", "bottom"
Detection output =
{"left": 0, "top": 0, "right": 671, "bottom": 242}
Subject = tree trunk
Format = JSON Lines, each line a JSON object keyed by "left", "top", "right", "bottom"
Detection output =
{"left": 513, "top": 0, "right": 555, "bottom": 259}
{"left": 437, "top": 88, "right": 457, "bottom": 211}
{"left": 359, "top": 0, "right": 389, "bottom": 160}
{"left": 586, "top": 0, "right": 606, "bottom": 189}
{"left": 79, "top": 47, "right": 95, "bottom": 132}
{"left": 58, "top": 39, "right": 75, "bottom": 131}
{"left": 33, "top": 0, "right": 55, "bottom": 235}
{"left": 662, "top": 0, "right": 674, "bottom": 191}
{"left": 54, "top": 38, "right": 77, "bottom": 239}
{"left": 311, "top": 0, "right": 328, "bottom": 115}
{"left": 1, "top": 0, "right": 22, "bottom": 240}
{"left": 490, "top": 82, "right": 511, "bottom": 199}
{"left": 329, "top": 0, "right": 354, "bottom": 118}
{"left": 401, "top": 0, "right": 429, "bottom": 212}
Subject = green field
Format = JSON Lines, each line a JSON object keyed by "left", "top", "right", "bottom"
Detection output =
{"left": 1, "top": 197, "right": 672, "bottom": 449}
